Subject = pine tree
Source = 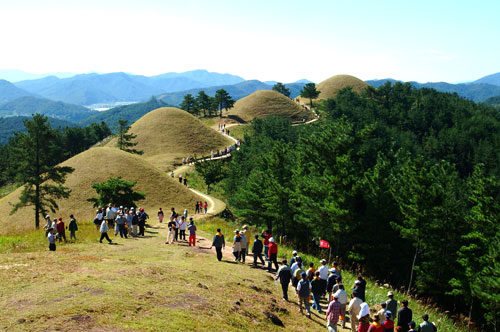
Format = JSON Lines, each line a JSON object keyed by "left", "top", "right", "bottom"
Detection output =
{"left": 214, "top": 89, "right": 235, "bottom": 117}
{"left": 10, "top": 114, "right": 74, "bottom": 229}
{"left": 180, "top": 94, "right": 198, "bottom": 115}
{"left": 300, "top": 83, "right": 320, "bottom": 108}
{"left": 272, "top": 82, "right": 291, "bottom": 97}
{"left": 87, "top": 176, "right": 146, "bottom": 208}
{"left": 116, "top": 120, "right": 143, "bottom": 155}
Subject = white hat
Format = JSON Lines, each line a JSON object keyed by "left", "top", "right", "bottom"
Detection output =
{"left": 292, "top": 250, "right": 298, "bottom": 255}
{"left": 269, "top": 237, "right": 275, "bottom": 243}
{"left": 355, "top": 280, "right": 361, "bottom": 285}
{"left": 45, "top": 215, "right": 50, "bottom": 219}
{"left": 387, "top": 291, "right": 393, "bottom": 296}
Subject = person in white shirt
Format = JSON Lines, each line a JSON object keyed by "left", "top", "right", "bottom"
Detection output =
{"left": 48, "top": 228, "right": 56, "bottom": 251}
{"left": 178, "top": 216, "right": 187, "bottom": 241}
{"left": 318, "top": 259, "right": 329, "bottom": 299}
{"left": 333, "top": 284, "right": 348, "bottom": 328}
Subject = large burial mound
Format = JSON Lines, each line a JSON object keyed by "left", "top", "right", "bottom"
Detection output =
{"left": 228, "top": 90, "right": 314, "bottom": 123}
{"left": 316, "top": 74, "right": 370, "bottom": 100}
{"left": 0, "top": 147, "right": 199, "bottom": 235}
{"left": 107, "top": 107, "right": 233, "bottom": 170}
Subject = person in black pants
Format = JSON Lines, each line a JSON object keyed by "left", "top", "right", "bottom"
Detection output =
{"left": 210, "top": 228, "right": 225, "bottom": 261}
{"left": 251, "top": 234, "right": 265, "bottom": 266}
{"left": 275, "top": 259, "right": 292, "bottom": 301}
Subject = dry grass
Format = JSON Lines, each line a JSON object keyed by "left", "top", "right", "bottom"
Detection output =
{"left": 228, "top": 90, "right": 314, "bottom": 123}
{"left": 0, "top": 147, "right": 199, "bottom": 235}
{"left": 106, "top": 107, "right": 233, "bottom": 171}
{"left": 316, "top": 74, "right": 370, "bottom": 100}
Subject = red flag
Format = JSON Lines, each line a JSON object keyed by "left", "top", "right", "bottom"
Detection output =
{"left": 319, "top": 240, "right": 330, "bottom": 248}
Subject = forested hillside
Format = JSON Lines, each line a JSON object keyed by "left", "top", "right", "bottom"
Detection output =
{"left": 223, "top": 82, "right": 500, "bottom": 329}
{"left": 366, "top": 79, "right": 500, "bottom": 102}
{"left": 0, "top": 96, "right": 98, "bottom": 121}
{"left": 0, "top": 116, "right": 77, "bottom": 145}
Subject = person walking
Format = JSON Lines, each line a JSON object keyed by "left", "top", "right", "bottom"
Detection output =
{"left": 99, "top": 220, "right": 112, "bottom": 243}
{"left": 383, "top": 311, "right": 395, "bottom": 332}
{"left": 56, "top": 218, "right": 67, "bottom": 243}
{"left": 267, "top": 237, "right": 279, "bottom": 272}
{"left": 311, "top": 271, "right": 324, "bottom": 313}
{"left": 297, "top": 271, "right": 312, "bottom": 318}
{"left": 173, "top": 216, "right": 180, "bottom": 241}
{"left": 138, "top": 208, "right": 147, "bottom": 236}
{"left": 43, "top": 215, "right": 52, "bottom": 235}
{"left": 397, "top": 300, "right": 412, "bottom": 332}
{"left": 94, "top": 209, "right": 103, "bottom": 230}
{"left": 239, "top": 230, "right": 247, "bottom": 263}
{"left": 367, "top": 314, "right": 384, "bottom": 332}
{"left": 262, "top": 230, "right": 271, "bottom": 260}
{"left": 251, "top": 234, "right": 265, "bottom": 266}
{"left": 195, "top": 202, "right": 200, "bottom": 214}
{"left": 203, "top": 201, "right": 208, "bottom": 214}
{"left": 68, "top": 214, "right": 78, "bottom": 241}
{"left": 306, "top": 262, "right": 315, "bottom": 281}
{"left": 232, "top": 230, "right": 242, "bottom": 261}
{"left": 275, "top": 259, "right": 292, "bottom": 301}
{"left": 166, "top": 218, "right": 177, "bottom": 244}
{"left": 408, "top": 321, "right": 417, "bottom": 332}
{"left": 105, "top": 203, "right": 116, "bottom": 229}
{"left": 132, "top": 211, "right": 139, "bottom": 237}
{"left": 318, "top": 259, "right": 329, "bottom": 299}
{"left": 183, "top": 208, "right": 188, "bottom": 219}
{"left": 48, "top": 228, "right": 56, "bottom": 251}
{"left": 116, "top": 212, "right": 128, "bottom": 238}
{"left": 378, "top": 303, "right": 388, "bottom": 324}
{"left": 358, "top": 302, "right": 371, "bottom": 332}
{"left": 326, "top": 293, "right": 343, "bottom": 332}
{"left": 417, "top": 314, "right": 437, "bottom": 332}
{"left": 334, "top": 284, "right": 348, "bottom": 328}
{"left": 348, "top": 293, "right": 363, "bottom": 332}
{"left": 292, "top": 262, "right": 304, "bottom": 289}
{"left": 183, "top": 178, "right": 188, "bottom": 186}
{"left": 187, "top": 218, "right": 196, "bottom": 246}
{"left": 158, "top": 207, "right": 164, "bottom": 223}
{"left": 126, "top": 209, "right": 133, "bottom": 236}
{"left": 386, "top": 292, "right": 397, "bottom": 321}
{"left": 178, "top": 216, "right": 187, "bottom": 241}
{"left": 210, "top": 228, "right": 225, "bottom": 261}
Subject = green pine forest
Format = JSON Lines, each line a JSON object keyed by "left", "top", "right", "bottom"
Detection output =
{"left": 214, "top": 82, "right": 500, "bottom": 329}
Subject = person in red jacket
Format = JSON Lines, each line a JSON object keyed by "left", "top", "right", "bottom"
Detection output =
{"left": 263, "top": 229, "right": 271, "bottom": 260}
{"left": 267, "top": 237, "right": 279, "bottom": 272}
{"left": 56, "top": 217, "right": 67, "bottom": 243}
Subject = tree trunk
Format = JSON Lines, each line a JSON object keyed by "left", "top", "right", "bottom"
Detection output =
{"left": 35, "top": 183, "right": 40, "bottom": 229}
{"left": 309, "top": 98, "right": 313, "bottom": 109}
{"left": 407, "top": 244, "right": 418, "bottom": 295}
{"left": 467, "top": 298, "right": 473, "bottom": 332}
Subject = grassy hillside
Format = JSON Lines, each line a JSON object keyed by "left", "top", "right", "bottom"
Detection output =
{"left": 106, "top": 107, "right": 233, "bottom": 171}
{"left": 0, "top": 96, "right": 98, "bottom": 122}
{"left": 78, "top": 97, "right": 168, "bottom": 127}
{"left": 0, "top": 79, "right": 34, "bottom": 104}
{"left": 0, "top": 116, "right": 77, "bottom": 145}
{"left": 0, "top": 147, "right": 199, "bottom": 235}
{"left": 228, "top": 90, "right": 314, "bottom": 123}
{"left": 316, "top": 75, "right": 370, "bottom": 100}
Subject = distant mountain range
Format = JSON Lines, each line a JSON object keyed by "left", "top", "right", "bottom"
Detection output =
{"left": 158, "top": 80, "right": 306, "bottom": 106}
{"left": 13, "top": 70, "right": 244, "bottom": 105}
{"left": 0, "top": 69, "right": 77, "bottom": 82}
{"left": 0, "top": 79, "right": 34, "bottom": 104}
{"left": 366, "top": 75, "right": 500, "bottom": 102}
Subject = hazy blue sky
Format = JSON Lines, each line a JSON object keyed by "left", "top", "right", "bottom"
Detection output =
{"left": 1, "top": 0, "right": 498, "bottom": 82}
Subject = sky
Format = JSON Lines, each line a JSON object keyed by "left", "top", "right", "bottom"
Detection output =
{"left": 0, "top": 0, "right": 499, "bottom": 83}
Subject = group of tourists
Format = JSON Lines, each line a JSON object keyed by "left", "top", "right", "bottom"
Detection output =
{"left": 194, "top": 201, "right": 208, "bottom": 214}
{"left": 164, "top": 207, "right": 197, "bottom": 246}
{"left": 43, "top": 214, "right": 78, "bottom": 250}
{"left": 93, "top": 203, "right": 150, "bottom": 242}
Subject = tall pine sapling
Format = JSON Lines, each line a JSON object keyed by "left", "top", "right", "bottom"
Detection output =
{"left": 116, "top": 120, "right": 143, "bottom": 155}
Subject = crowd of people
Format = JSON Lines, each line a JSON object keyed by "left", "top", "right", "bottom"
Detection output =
{"left": 43, "top": 201, "right": 438, "bottom": 332}
{"left": 206, "top": 227, "right": 438, "bottom": 332}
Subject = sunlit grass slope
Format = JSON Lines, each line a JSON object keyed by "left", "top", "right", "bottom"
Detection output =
{"left": 107, "top": 107, "right": 233, "bottom": 170}
{"left": 0, "top": 147, "right": 199, "bottom": 235}
{"left": 228, "top": 90, "right": 314, "bottom": 123}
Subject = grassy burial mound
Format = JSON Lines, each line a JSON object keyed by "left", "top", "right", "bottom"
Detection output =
{"left": 0, "top": 147, "right": 199, "bottom": 235}
{"left": 227, "top": 90, "right": 314, "bottom": 123}
{"left": 316, "top": 74, "right": 370, "bottom": 100}
{"left": 107, "top": 107, "right": 233, "bottom": 171}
